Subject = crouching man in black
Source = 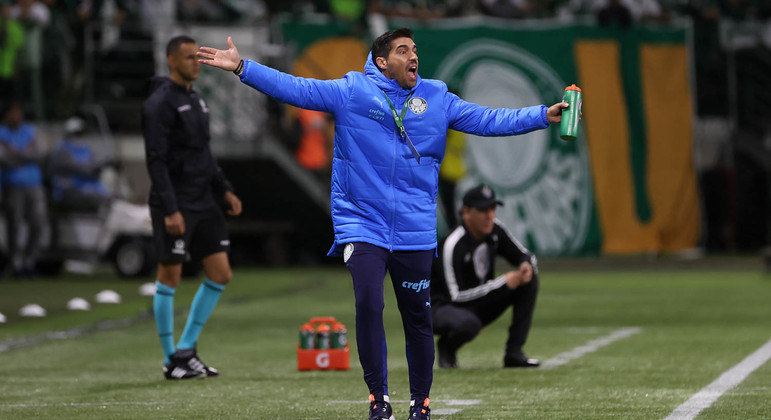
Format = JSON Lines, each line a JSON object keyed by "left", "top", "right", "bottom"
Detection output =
{"left": 431, "top": 184, "right": 540, "bottom": 369}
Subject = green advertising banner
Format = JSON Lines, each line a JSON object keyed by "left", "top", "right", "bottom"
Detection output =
{"left": 280, "top": 19, "right": 700, "bottom": 256}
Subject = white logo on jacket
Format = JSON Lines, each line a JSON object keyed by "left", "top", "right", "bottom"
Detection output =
{"left": 373, "top": 95, "right": 387, "bottom": 108}
{"left": 472, "top": 244, "right": 490, "bottom": 280}
{"left": 408, "top": 97, "right": 427, "bottom": 114}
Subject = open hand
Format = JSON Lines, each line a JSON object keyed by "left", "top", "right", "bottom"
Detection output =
{"left": 197, "top": 36, "right": 241, "bottom": 71}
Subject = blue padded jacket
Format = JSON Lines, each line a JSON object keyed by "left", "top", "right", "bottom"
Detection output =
{"left": 239, "top": 54, "right": 549, "bottom": 255}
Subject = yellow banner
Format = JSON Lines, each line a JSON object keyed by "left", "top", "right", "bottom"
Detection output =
{"left": 576, "top": 41, "right": 700, "bottom": 253}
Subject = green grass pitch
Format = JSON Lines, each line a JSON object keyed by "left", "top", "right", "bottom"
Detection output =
{"left": 1, "top": 265, "right": 769, "bottom": 419}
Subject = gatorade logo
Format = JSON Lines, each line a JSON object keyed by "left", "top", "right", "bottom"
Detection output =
{"left": 316, "top": 352, "right": 330, "bottom": 368}
{"left": 436, "top": 40, "right": 592, "bottom": 255}
{"left": 402, "top": 279, "right": 430, "bottom": 293}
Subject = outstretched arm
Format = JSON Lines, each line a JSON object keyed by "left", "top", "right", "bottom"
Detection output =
{"left": 198, "top": 37, "right": 350, "bottom": 113}
{"left": 446, "top": 91, "right": 548, "bottom": 136}
{"left": 446, "top": 90, "right": 570, "bottom": 136}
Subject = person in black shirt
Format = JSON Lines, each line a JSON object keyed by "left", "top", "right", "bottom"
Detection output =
{"left": 431, "top": 184, "right": 539, "bottom": 369}
{"left": 142, "top": 35, "right": 242, "bottom": 380}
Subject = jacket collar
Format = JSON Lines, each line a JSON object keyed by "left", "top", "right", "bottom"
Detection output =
{"left": 364, "top": 52, "right": 421, "bottom": 98}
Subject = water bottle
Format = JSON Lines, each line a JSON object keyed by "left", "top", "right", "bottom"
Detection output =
{"left": 315, "top": 323, "right": 331, "bottom": 350}
{"left": 299, "top": 322, "right": 315, "bottom": 349}
{"left": 331, "top": 322, "right": 348, "bottom": 349}
{"left": 560, "top": 84, "right": 582, "bottom": 141}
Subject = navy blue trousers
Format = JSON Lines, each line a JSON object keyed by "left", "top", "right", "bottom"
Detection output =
{"left": 345, "top": 242, "right": 434, "bottom": 402}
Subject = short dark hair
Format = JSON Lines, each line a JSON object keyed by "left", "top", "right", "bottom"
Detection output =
{"left": 1, "top": 100, "right": 21, "bottom": 119}
{"left": 166, "top": 35, "right": 196, "bottom": 57}
{"left": 370, "top": 28, "right": 413, "bottom": 68}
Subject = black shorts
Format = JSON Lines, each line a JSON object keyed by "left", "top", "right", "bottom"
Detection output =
{"left": 150, "top": 206, "right": 230, "bottom": 263}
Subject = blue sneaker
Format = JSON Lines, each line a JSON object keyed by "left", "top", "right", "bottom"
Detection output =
{"left": 369, "top": 394, "right": 395, "bottom": 420}
{"left": 407, "top": 398, "right": 430, "bottom": 420}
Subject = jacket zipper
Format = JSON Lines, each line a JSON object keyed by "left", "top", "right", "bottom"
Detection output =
{"left": 388, "top": 94, "right": 400, "bottom": 252}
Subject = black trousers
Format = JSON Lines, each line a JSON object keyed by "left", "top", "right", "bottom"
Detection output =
{"left": 432, "top": 273, "right": 539, "bottom": 355}
{"left": 346, "top": 242, "right": 434, "bottom": 402}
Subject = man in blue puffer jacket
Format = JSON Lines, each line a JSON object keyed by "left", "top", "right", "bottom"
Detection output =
{"left": 199, "top": 28, "right": 569, "bottom": 420}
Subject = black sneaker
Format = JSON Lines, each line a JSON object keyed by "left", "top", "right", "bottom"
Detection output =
{"left": 503, "top": 352, "right": 540, "bottom": 368}
{"left": 408, "top": 398, "right": 430, "bottom": 420}
{"left": 369, "top": 394, "right": 395, "bottom": 420}
{"left": 163, "top": 359, "right": 204, "bottom": 380}
{"left": 175, "top": 348, "right": 220, "bottom": 377}
{"left": 436, "top": 338, "right": 457, "bottom": 369}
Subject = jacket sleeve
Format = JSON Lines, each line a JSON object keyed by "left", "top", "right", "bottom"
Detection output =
{"left": 142, "top": 98, "right": 178, "bottom": 215}
{"left": 441, "top": 227, "right": 509, "bottom": 303}
{"left": 495, "top": 221, "right": 538, "bottom": 272}
{"left": 445, "top": 91, "right": 549, "bottom": 136}
{"left": 239, "top": 60, "right": 351, "bottom": 114}
{"left": 210, "top": 160, "right": 234, "bottom": 197}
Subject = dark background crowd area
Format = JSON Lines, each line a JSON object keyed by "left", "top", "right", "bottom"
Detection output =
{"left": 0, "top": 0, "right": 770, "bottom": 270}
{"left": 2, "top": 0, "right": 770, "bottom": 121}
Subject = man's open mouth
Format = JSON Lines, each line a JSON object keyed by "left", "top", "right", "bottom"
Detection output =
{"left": 407, "top": 65, "right": 418, "bottom": 79}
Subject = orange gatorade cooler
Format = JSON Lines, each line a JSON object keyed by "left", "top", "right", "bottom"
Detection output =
{"left": 297, "top": 316, "right": 350, "bottom": 371}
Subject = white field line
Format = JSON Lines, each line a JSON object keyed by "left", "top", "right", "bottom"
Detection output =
{"left": 441, "top": 400, "right": 482, "bottom": 405}
{"left": 1, "top": 401, "right": 173, "bottom": 408}
{"left": 0, "top": 312, "right": 153, "bottom": 353}
{"left": 433, "top": 408, "right": 463, "bottom": 415}
{"left": 541, "top": 327, "right": 642, "bottom": 369}
{"left": 664, "top": 337, "right": 771, "bottom": 420}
